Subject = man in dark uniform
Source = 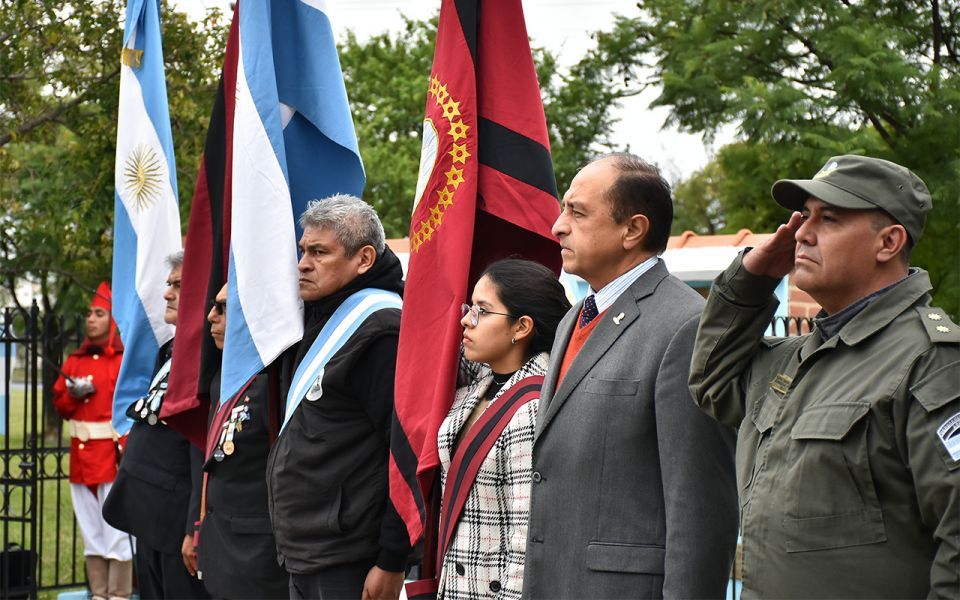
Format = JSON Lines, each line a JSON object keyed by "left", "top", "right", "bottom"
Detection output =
{"left": 690, "top": 156, "right": 959, "bottom": 598}
{"left": 266, "top": 194, "right": 411, "bottom": 600}
{"left": 103, "top": 251, "right": 209, "bottom": 599}
{"left": 193, "top": 283, "right": 288, "bottom": 599}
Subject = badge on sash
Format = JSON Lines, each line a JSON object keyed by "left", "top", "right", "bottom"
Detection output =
{"left": 306, "top": 369, "right": 324, "bottom": 402}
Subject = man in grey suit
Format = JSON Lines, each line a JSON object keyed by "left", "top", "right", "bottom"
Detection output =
{"left": 522, "top": 153, "right": 739, "bottom": 599}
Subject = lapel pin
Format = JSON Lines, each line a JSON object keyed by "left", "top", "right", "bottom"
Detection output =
{"left": 612, "top": 312, "right": 625, "bottom": 325}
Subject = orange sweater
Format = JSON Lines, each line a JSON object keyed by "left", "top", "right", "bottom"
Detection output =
{"left": 556, "top": 306, "right": 606, "bottom": 386}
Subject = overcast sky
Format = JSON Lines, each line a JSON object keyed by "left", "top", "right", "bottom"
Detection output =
{"left": 177, "top": 0, "right": 736, "bottom": 182}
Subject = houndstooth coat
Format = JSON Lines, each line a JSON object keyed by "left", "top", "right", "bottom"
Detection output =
{"left": 436, "top": 352, "right": 549, "bottom": 600}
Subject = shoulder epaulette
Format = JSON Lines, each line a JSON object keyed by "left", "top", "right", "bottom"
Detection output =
{"left": 914, "top": 306, "right": 960, "bottom": 343}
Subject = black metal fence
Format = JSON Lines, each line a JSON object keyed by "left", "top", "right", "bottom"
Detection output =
{"left": 2, "top": 303, "right": 85, "bottom": 599}
{"left": 768, "top": 315, "right": 816, "bottom": 337}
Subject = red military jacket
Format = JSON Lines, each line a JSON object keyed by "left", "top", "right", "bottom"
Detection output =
{"left": 53, "top": 338, "right": 126, "bottom": 485}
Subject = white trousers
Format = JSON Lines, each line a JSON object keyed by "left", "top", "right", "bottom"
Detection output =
{"left": 69, "top": 482, "right": 133, "bottom": 560}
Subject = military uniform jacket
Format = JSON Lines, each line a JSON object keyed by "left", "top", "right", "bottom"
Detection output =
{"left": 198, "top": 373, "right": 287, "bottom": 599}
{"left": 689, "top": 255, "right": 960, "bottom": 599}
{"left": 103, "top": 340, "right": 202, "bottom": 554}
{"left": 523, "top": 262, "right": 739, "bottom": 599}
{"left": 53, "top": 339, "right": 125, "bottom": 485}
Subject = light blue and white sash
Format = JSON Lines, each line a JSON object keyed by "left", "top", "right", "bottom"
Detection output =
{"left": 282, "top": 288, "right": 402, "bottom": 431}
{"left": 147, "top": 357, "right": 172, "bottom": 413}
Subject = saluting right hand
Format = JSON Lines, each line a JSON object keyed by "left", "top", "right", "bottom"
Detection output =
{"left": 743, "top": 211, "right": 804, "bottom": 278}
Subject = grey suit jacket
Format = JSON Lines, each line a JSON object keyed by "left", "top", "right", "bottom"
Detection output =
{"left": 522, "top": 261, "right": 738, "bottom": 599}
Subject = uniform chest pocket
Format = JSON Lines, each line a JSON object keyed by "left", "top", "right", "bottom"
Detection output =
{"left": 783, "top": 401, "right": 886, "bottom": 553}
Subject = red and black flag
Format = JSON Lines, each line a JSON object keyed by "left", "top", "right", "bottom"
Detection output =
{"left": 160, "top": 6, "right": 239, "bottom": 447}
{"left": 391, "top": 0, "right": 561, "bottom": 565}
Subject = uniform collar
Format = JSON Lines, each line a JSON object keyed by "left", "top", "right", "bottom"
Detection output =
{"left": 814, "top": 269, "right": 914, "bottom": 340}
{"left": 830, "top": 268, "right": 931, "bottom": 347}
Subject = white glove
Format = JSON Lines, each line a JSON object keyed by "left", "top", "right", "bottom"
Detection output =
{"left": 66, "top": 378, "right": 96, "bottom": 398}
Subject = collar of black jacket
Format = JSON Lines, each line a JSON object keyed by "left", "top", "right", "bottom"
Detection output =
{"left": 301, "top": 245, "right": 405, "bottom": 335}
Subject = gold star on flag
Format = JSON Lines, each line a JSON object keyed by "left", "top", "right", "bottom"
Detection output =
{"left": 442, "top": 99, "right": 461, "bottom": 121}
{"left": 449, "top": 143, "right": 470, "bottom": 164}
{"left": 429, "top": 76, "right": 440, "bottom": 98}
{"left": 445, "top": 166, "right": 464, "bottom": 188}
{"left": 449, "top": 120, "right": 469, "bottom": 141}
{"left": 430, "top": 205, "right": 444, "bottom": 228}
{"left": 435, "top": 84, "right": 449, "bottom": 106}
{"left": 422, "top": 221, "right": 434, "bottom": 241}
{"left": 437, "top": 187, "right": 454, "bottom": 208}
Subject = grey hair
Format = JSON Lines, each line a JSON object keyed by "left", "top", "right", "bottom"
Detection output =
{"left": 165, "top": 250, "right": 184, "bottom": 270}
{"left": 298, "top": 194, "right": 385, "bottom": 255}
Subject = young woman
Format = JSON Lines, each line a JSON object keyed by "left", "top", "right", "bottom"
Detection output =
{"left": 53, "top": 283, "right": 132, "bottom": 600}
{"left": 436, "top": 259, "right": 571, "bottom": 600}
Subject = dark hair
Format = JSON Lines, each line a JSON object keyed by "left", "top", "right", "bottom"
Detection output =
{"left": 481, "top": 259, "right": 572, "bottom": 358}
{"left": 596, "top": 152, "right": 673, "bottom": 253}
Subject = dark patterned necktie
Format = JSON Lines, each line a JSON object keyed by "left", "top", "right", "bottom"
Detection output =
{"left": 579, "top": 294, "right": 599, "bottom": 327}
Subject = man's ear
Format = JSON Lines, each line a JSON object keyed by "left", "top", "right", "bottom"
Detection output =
{"left": 876, "top": 224, "right": 909, "bottom": 265}
{"left": 622, "top": 214, "right": 650, "bottom": 251}
{"left": 355, "top": 245, "right": 377, "bottom": 274}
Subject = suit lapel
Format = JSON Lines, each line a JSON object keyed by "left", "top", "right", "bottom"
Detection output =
{"left": 535, "top": 262, "right": 669, "bottom": 442}
{"left": 538, "top": 307, "right": 577, "bottom": 409}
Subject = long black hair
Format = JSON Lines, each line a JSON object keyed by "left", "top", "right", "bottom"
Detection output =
{"left": 481, "top": 259, "right": 572, "bottom": 358}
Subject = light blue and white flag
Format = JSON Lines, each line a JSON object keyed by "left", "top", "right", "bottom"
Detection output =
{"left": 112, "top": 0, "right": 182, "bottom": 433}
{"left": 222, "top": 0, "right": 365, "bottom": 403}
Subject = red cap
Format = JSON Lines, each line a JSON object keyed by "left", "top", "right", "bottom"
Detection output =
{"left": 90, "top": 281, "right": 112, "bottom": 311}
{"left": 82, "top": 281, "right": 122, "bottom": 356}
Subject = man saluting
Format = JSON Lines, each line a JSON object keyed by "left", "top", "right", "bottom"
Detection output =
{"left": 690, "top": 155, "right": 960, "bottom": 598}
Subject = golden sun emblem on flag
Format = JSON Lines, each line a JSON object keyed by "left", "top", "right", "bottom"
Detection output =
{"left": 410, "top": 74, "right": 473, "bottom": 253}
{"left": 123, "top": 144, "right": 164, "bottom": 212}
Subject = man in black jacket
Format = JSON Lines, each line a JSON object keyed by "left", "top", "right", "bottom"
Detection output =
{"left": 103, "top": 251, "right": 209, "bottom": 599}
{"left": 193, "top": 283, "right": 289, "bottom": 599}
{"left": 266, "top": 194, "right": 411, "bottom": 600}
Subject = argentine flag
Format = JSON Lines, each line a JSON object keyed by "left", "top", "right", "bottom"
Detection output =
{"left": 222, "top": 0, "right": 365, "bottom": 403}
{"left": 111, "top": 0, "right": 182, "bottom": 433}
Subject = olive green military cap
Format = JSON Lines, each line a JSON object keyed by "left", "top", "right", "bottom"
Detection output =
{"left": 771, "top": 155, "right": 932, "bottom": 243}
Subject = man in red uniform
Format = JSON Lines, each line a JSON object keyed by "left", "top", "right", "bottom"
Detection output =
{"left": 53, "top": 282, "right": 133, "bottom": 600}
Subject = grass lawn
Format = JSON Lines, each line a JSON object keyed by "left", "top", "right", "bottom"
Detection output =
{"left": 3, "top": 385, "right": 88, "bottom": 597}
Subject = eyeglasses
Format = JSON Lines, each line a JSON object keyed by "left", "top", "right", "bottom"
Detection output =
{"left": 460, "top": 303, "right": 517, "bottom": 327}
{"left": 209, "top": 298, "right": 226, "bottom": 316}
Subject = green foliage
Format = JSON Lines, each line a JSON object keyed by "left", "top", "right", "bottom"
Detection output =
{"left": 540, "top": 17, "right": 647, "bottom": 195}
{"left": 0, "top": 1, "right": 227, "bottom": 315}
{"left": 631, "top": 0, "right": 960, "bottom": 315}
{"left": 338, "top": 15, "right": 641, "bottom": 237}
{"left": 338, "top": 17, "right": 437, "bottom": 238}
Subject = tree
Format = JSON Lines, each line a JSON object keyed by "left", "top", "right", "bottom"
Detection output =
{"left": 338, "top": 15, "right": 643, "bottom": 237}
{"left": 0, "top": 1, "right": 228, "bottom": 316}
{"left": 671, "top": 161, "right": 724, "bottom": 235}
{"left": 621, "top": 0, "right": 959, "bottom": 315}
